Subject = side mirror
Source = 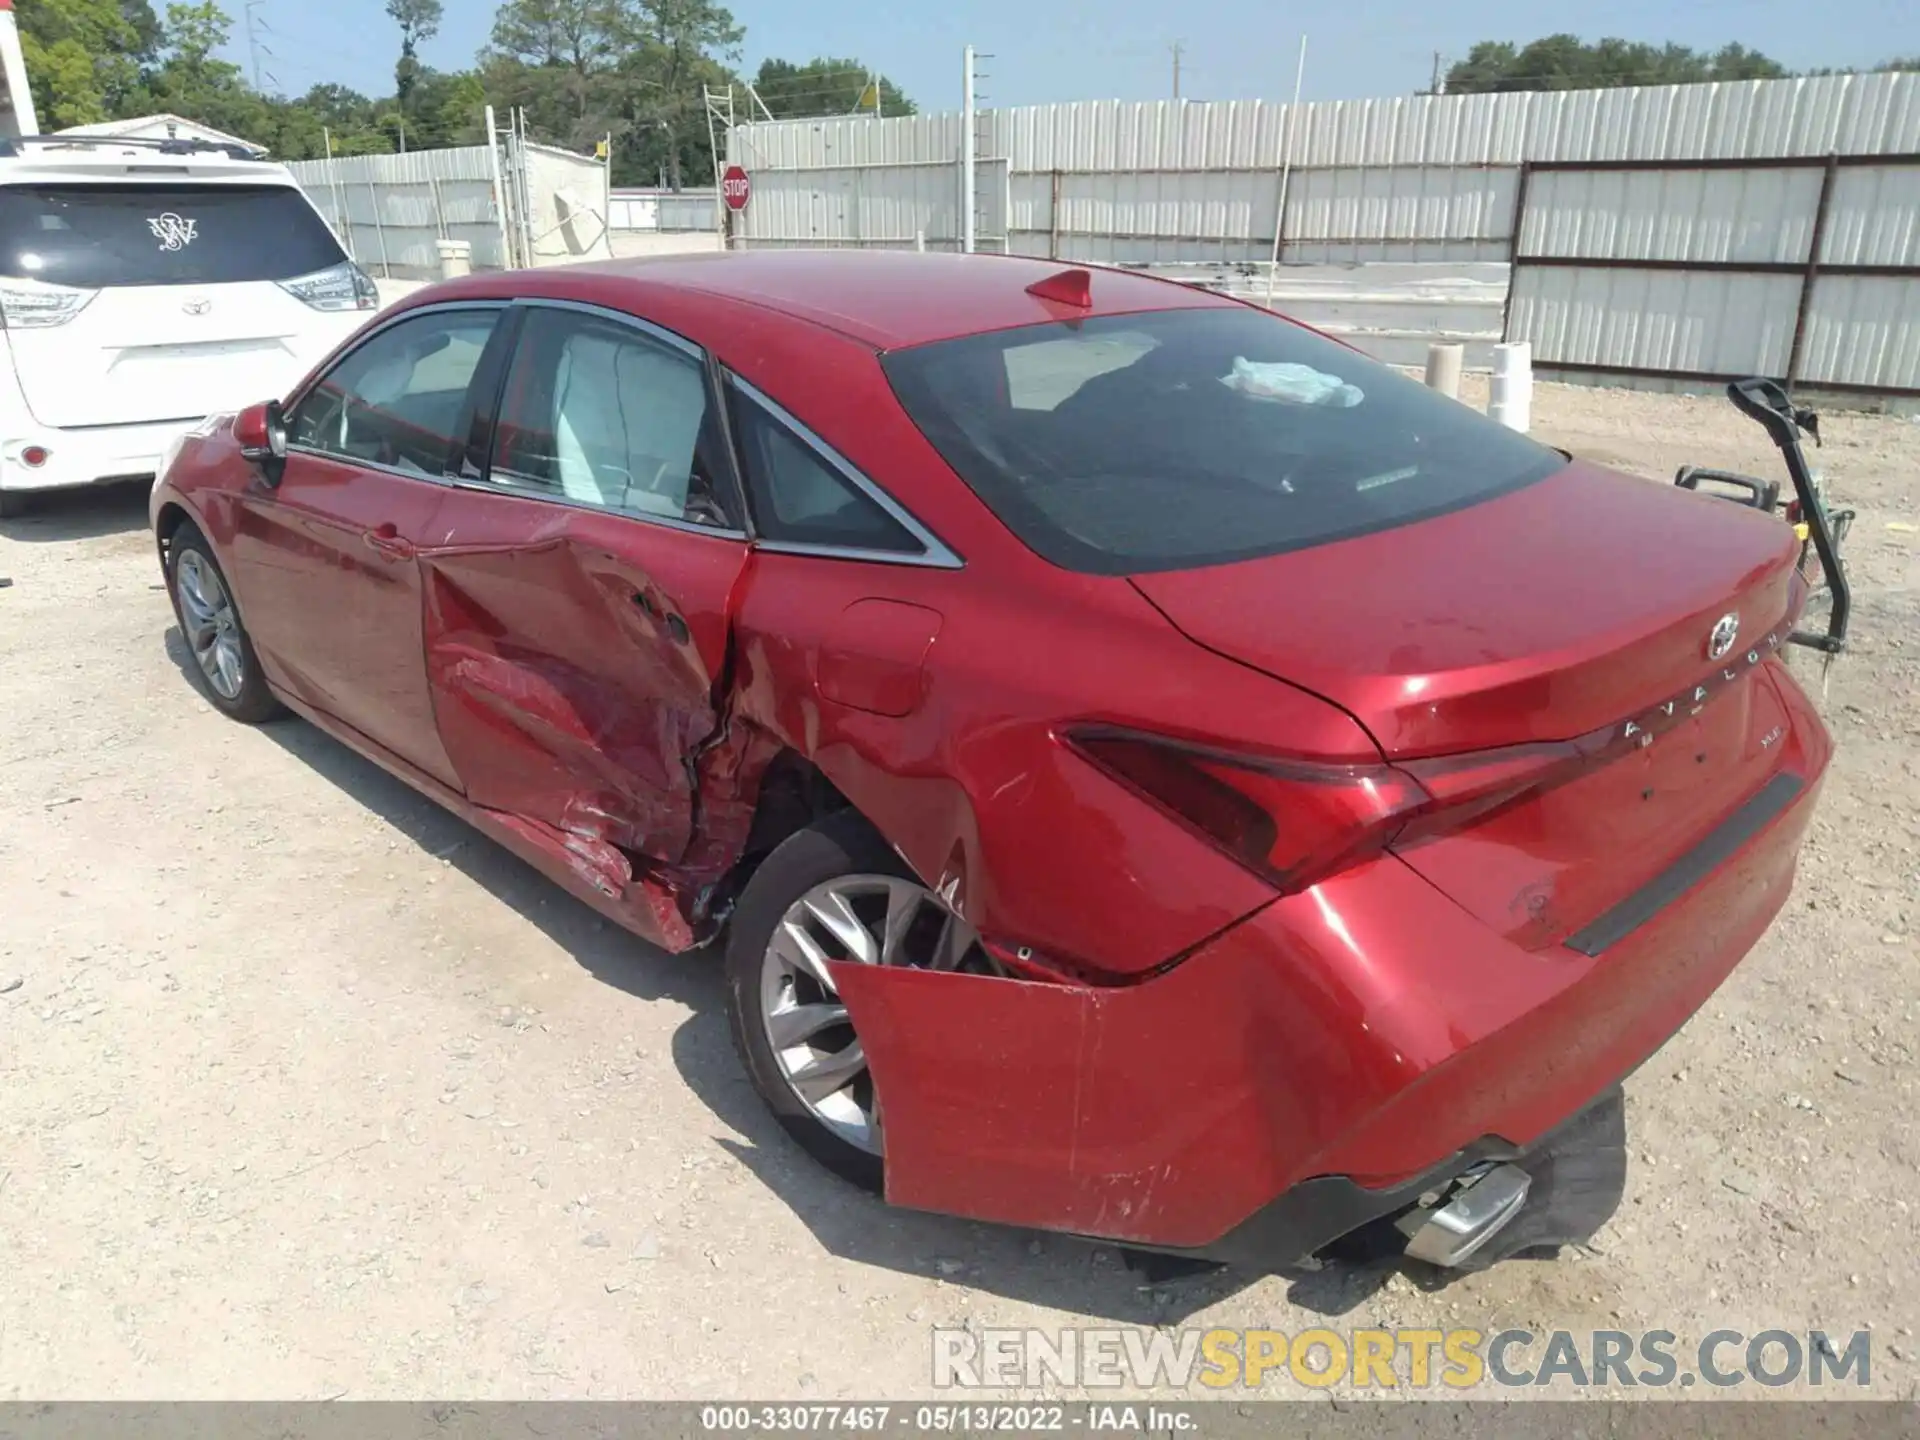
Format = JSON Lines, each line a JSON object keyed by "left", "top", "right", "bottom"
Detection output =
{"left": 235, "top": 400, "right": 289, "bottom": 485}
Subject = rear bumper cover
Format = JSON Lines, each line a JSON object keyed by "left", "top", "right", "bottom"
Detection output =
{"left": 1127, "top": 1083, "right": 1628, "bottom": 1269}
{"left": 0, "top": 416, "right": 204, "bottom": 494}
{"left": 831, "top": 666, "right": 1830, "bottom": 1269}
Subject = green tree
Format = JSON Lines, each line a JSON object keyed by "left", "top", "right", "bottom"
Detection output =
{"left": 1444, "top": 34, "right": 1788, "bottom": 93}
{"left": 16, "top": 0, "right": 159, "bottom": 126}
{"left": 485, "top": 0, "right": 619, "bottom": 122}
{"left": 408, "top": 67, "right": 487, "bottom": 148}
{"left": 134, "top": 1, "right": 259, "bottom": 135}
{"left": 386, "top": 0, "right": 443, "bottom": 113}
{"left": 622, "top": 0, "right": 743, "bottom": 187}
{"left": 152, "top": 1, "right": 245, "bottom": 95}
{"left": 482, "top": 0, "right": 741, "bottom": 186}
{"left": 752, "top": 56, "right": 914, "bottom": 118}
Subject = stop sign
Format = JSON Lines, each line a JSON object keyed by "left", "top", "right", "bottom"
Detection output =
{"left": 721, "top": 165, "right": 751, "bottom": 212}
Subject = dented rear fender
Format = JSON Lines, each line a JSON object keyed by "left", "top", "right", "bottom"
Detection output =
{"left": 718, "top": 551, "right": 1379, "bottom": 978}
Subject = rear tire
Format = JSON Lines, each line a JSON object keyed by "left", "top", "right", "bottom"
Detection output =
{"left": 723, "top": 810, "right": 999, "bottom": 1196}
{"left": 724, "top": 814, "right": 905, "bottom": 1194}
{"left": 165, "top": 521, "right": 283, "bottom": 724}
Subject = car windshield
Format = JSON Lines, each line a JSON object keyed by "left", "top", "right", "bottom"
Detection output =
{"left": 881, "top": 305, "right": 1568, "bottom": 575}
{"left": 0, "top": 183, "right": 347, "bottom": 289}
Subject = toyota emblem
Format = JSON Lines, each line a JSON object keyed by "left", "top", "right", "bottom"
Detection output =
{"left": 1707, "top": 613, "right": 1741, "bottom": 661}
{"left": 182, "top": 298, "right": 212, "bottom": 316}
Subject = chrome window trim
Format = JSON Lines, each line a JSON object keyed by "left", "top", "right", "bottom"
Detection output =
{"left": 753, "top": 539, "right": 959, "bottom": 568}
{"left": 513, "top": 295, "right": 705, "bottom": 359}
{"left": 729, "top": 375, "right": 964, "bottom": 570}
{"left": 442, "top": 473, "right": 747, "bottom": 540}
{"left": 282, "top": 447, "right": 459, "bottom": 487}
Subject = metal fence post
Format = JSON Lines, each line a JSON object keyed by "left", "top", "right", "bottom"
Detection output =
{"left": 1786, "top": 153, "right": 1840, "bottom": 392}
{"left": 365, "top": 178, "right": 392, "bottom": 279}
{"left": 1048, "top": 168, "right": 1062, "bottom": 258}
{"left": 1501, "top": 160, "right": 1534, "bottom": 344}
{"left": 485, "top": 104, "right": 513, "bottom": 270}
{"left": 961, "top": 46, "right": 976, "bottom": 254}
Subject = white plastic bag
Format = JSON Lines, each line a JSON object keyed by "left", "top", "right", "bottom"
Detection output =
{"left": 1220, "top": 357, "right": 1364, "bottom": 408}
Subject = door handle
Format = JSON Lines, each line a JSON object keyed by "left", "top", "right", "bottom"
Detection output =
{"left": 363, "top": 525, "right": 416, "bottom": 561}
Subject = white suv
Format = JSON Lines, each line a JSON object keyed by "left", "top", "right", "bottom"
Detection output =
{"left": 0, "top": 134, "right": 379, "bottom": 517}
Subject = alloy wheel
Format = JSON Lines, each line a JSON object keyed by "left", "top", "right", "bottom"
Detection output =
{"left": 175, "top": 550, "right": 246, "bottom": 700}
{"left": 759, "top": 874, "right": 994, "bottom": 1156}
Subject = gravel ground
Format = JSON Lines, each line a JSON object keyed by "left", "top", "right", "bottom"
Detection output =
{"left": 0, "top": 379, "right": 1915, "bottom": 1401}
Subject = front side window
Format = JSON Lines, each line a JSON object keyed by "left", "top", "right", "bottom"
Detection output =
{"left": 0, "top": 183, "right": 347, "bottom": 288}
{"left": 882, "top": 306, "right": 1569, "bottom": 575}
{"left": 289, "top": 309, "right": 497, "bottom": 474}
{"left": 485, "top": 307, "right": 735, "bottom": 529}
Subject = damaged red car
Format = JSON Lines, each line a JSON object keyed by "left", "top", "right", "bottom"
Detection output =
{"left": 150, "top": 250, "right": 1833, "bottom": 1275}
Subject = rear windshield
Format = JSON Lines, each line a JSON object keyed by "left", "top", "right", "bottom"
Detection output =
{"left": 0, "top": 183, "right": 346, "bottom": 289}
{"left": 881, "top": 306, "right": 1567, "bottom": 575}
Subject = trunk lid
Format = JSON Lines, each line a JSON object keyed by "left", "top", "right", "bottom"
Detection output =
{"left": 1131, "top": 461, "right": 1809, "bottom": 952}
{"left": 1130, "top": 460, "right": 1801, "bottom": 759}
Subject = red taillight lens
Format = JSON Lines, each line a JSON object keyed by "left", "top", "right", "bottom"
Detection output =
{"left": 1072, "top": 729, "right": 1586, "bottom": 894}
{"left": 1071, "top": 731, "right": 1429, "bottom": 893}
{"left": 1394, "top": 741, "right": 1579, "bottom": 844}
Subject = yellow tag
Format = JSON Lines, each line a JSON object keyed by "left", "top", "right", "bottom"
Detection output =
{"left": 1794, "top": 522, "right": 1810, "bottom": 541}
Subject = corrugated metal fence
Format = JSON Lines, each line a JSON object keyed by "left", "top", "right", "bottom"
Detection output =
{"left": 1509, "top": 154, "right": 1920, "bottom": 396}
{"left": 289, "top": 147, "right": 504, "bottom": 277}
{"left": 724, "top": 73, "right": 1920, "bottom": 394}
{"left": 610, "top": 187, "right": 722, "bottom": 232}
{"left": 289, "top": 142, "right": 616, "bottom": 279}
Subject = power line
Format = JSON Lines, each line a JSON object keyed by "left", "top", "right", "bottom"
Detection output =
{"left": 243, "top": 0, "right": 268, "bottom": 90}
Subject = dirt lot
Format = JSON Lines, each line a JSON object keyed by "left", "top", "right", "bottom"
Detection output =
{"left": 1, "top": 379, "right": 1916, "bottom": 1401}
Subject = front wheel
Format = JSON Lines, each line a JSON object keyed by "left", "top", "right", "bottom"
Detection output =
{"left": 165, "top": 521, "right": 283, "bottom": 724}
{"left": 723, "top": 811, "right": 998, "bottom": 1193}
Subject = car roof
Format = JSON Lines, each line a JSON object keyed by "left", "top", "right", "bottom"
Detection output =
{"left": 0, "top": 140, "right": 302, "bottom": 188}
{"left": 519, "top": 249, "right": 1238, "bottom": 350}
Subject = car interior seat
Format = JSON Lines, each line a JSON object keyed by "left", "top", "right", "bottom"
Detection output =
{"left": 551, "top": 333, "right": 706, "bottom": 519}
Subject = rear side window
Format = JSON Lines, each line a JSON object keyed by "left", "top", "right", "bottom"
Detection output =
{"left": 0, "top": 183, "right": 346, "bottom": 289}
{"left": 881, "top": 306, "right": 1568, "bottom": 575}
{"left": 730, "top": 388, "right": 923, "bottom": 554}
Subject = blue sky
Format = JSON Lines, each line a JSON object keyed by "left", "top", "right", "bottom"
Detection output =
{"left": 229, "top": 0, "right": 1913, "bottom": 111}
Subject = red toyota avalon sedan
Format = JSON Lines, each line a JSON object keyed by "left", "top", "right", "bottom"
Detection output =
{"left": 149, "top": 250, "right": 1831, "bottom": 1274}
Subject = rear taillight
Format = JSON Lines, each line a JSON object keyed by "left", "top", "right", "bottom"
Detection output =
{"left": 276, "top": 261, "right": 379, "bottom": 312}
{"left": 1070, "top": 729, "right": 1581, "bottom": 894}
{"left": 0, "top": 278, "right": 98, "bottom": 329}
{"left": 1394, "top": 742, "right": 1579, "bottom": 844}
{"left": 1071, "top": 731, "right": 1427, "bottom": 893}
